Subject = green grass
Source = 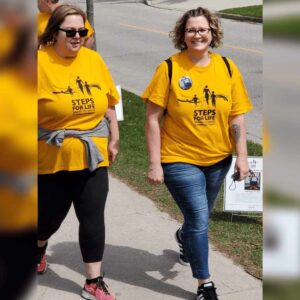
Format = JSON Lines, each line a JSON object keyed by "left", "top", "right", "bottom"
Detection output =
{"left": 220, "top": 5, "right": 262, "bottom": 18}
{"left": 265, "top": 189, "right": 300, "bottom": 207}
{"left": 110, "top": 89, "right": 262, "bottom": 278}
{"left": 264, "top": 16, "right": 300, "bottom": 38}
{"left": 247, "top": 140, "right": 263, "bottom": 156}
{"left": 264, "top": 280, "right": 300, "bottom": 300}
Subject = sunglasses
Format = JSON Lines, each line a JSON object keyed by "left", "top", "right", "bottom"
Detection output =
{"left": 58, "top": 27, "right": 88, "bottom": 38}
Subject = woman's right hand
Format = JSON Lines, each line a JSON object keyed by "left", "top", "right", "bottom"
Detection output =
{"left": 147, "top": 163, "right": 164, "bottom": 185}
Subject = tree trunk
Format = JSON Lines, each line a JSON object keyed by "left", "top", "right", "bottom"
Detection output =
{"left": 86, "top": 0, "right": 94, "bottom": 27}
{"left": 86, "top": 0, "right": 97, "bottom": 49}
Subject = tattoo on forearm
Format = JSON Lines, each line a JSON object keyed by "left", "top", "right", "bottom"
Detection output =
{"left": 231, "top": 124, "right": 241, "bottom": 143}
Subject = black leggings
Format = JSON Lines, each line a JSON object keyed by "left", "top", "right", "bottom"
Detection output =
{"left": 38, "top": 167, "right": 108, "bottom": 262}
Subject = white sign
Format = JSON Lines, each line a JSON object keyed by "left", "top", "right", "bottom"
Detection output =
{"left": 224, "top": 156, "right": 263, "bottom": 212}
{"left": 264, "top": 209, "right": 300, "bottom": 278}
{"left": 115, "top": 85, "right": 124, "bottom": 121}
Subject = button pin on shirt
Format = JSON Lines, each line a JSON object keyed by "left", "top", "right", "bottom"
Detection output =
{"left": 178, "top": 76, "right": 193, "bottom": 90}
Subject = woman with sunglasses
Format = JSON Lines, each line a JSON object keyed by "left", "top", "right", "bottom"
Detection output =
{"left": 37, "top": 0, "right": 95, "bottom": 48}
{"left": 38, "top": 5, "right": 119, "bottom": 300}
{"left": 143, "top": 7, "right": 252, "bottom": 300}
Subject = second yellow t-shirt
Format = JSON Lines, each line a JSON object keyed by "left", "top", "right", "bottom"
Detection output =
{"left": 142, "top": 51, "right": 252, "bottom": 166}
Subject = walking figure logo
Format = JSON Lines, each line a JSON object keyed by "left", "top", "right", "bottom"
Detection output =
{"left": 52, "top": 76, "right": 101, "bottom": 96}
{"left": 204, "top": 85, "right": 210, "bottom": 105}
{"left": 177, "top": 84, "right": 230, "bottom": 126}
{"left": 177, "top": 84, "right": 228, "bottom": 108}
{"left": 51, "top": 76, "right": 102, "bottom": 116}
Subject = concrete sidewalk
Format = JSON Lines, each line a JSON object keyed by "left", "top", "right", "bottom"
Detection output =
{"left": 35, "top": 175, "right": 262, "bottom": 300}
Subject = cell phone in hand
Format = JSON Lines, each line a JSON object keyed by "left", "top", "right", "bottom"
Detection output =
{"left": 231, "top": 171, "right": 240, "bottom": 181}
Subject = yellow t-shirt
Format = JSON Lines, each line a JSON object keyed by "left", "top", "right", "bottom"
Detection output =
{"left": 0, "top": 70, "right": 37, "bottom": 232}
{"left": 0, "top": 27, "right": 15, "bottom": 62}
{"left": 38, "top": 46, "right": 119, "bottom": 174}
{"left": 37, "top": 12, "right": 95, "bottom": 38}
{"left": 142, "top": 51, "right": 252, "bottom": 166}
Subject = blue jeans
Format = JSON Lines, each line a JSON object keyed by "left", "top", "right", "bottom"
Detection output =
{"left": 162, "top": 155, "right": 232, "bottom": 279}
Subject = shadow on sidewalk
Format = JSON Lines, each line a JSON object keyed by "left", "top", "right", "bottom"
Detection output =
{"left": 38, "top": 267, "right": 83, "bottom": 296}
{"left": 38, "top": 241, "right": 195, "bottom": 299}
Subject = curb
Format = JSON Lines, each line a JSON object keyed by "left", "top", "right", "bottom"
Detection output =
{"left": 144, "top": 1, "right": 262, "bottom": 24}
{"left": 217, "top": 12, "right": 262, "bottom": 24}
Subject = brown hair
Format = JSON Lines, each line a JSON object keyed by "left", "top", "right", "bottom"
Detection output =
{"left": 169, "top": 7, "right": 223, "bottom": 50}
{"left": 39, "top": 4, "right": 86, "bottom": 46}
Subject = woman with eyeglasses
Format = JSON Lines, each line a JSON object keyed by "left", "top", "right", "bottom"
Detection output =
{"left": 38, "top": 5, "right": 119, "bottom": 300}
{"left": 143, "top": 7, "right": 252, "bottom": 300}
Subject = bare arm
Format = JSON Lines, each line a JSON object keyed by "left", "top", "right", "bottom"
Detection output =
{"left": 229, "top": 114, "right": 249, "bottom": 180}
{"left": 84, "top": 35, "right": 95, "bottom": 49}
{"left": 105, "top": 106, "right": 119, "bottom": 164}
{"left": 146, "top": 101, "right": 165, "bottom": 184}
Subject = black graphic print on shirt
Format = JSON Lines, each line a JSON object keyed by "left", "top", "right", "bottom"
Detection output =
{"left": 177, "top": 84, "right": 228, "bottom": 126}
{"left": 52, "top": 76, "right": 101, "bottom": 115}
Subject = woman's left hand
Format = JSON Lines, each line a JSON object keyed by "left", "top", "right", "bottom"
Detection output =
{"left": 108, "top": 140, "right": 119, "bottom": 164}
{"left": 234, "top": 155, "right": 249, "bottom": 181}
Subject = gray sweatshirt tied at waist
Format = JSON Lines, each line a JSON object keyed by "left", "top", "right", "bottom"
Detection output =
{"left": 38, "top": 118, "right": 110, "bottom": 172}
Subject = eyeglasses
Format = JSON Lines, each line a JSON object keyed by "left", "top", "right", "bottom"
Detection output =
{"left": 58, "top": 28, "right": 88, "bottom": 38}
{"left": 185, "top": 28, "right": 211, "bottom": 36}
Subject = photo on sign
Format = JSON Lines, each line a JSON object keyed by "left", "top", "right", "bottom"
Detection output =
{"left": 244, "top": 171, "right": 261, "bottom": 191}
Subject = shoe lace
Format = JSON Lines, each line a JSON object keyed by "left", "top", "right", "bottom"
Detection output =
{"left": 197, "top": 286, "right": 218, "bottom": 300}
{"left": 97, "top": 277, "right": 110, "bottom": 295}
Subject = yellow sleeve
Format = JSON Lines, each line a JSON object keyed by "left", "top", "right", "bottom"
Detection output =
{"left": 97, "top": 53, "right": 119, "bottom": 106}
{"left": 85, "top": 19, "right": 95, "bottom": 38}
{"left": 229, "top": 59, "right": 253, "bottom": 116}
{"left": 37, "top": 13, "right": 50, "bottom": 37}
{"left": 37, "top": 50, "right": 52, "bottom": 100}
{"left": 141, "top": 61, "right": 170, "bottom": 109}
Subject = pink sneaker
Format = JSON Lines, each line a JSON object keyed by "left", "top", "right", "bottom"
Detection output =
{"left": 37, "top": 253, "right": 47, "bottom": 274}
{"left": 81, "top": 277, "right": 116, "bottom": 300}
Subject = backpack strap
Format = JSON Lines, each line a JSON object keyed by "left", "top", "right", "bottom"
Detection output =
{"left": 163, "top": 58, "right": 172, "bottom": 116}
{"left": 222, "top": 56, "right": 232, "bottom": 78}
{"left": 166, "top": 56, "right": 231, "bottom": 79}
{"left": 165, "top": 58, "right": 172, "bottom": 83}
